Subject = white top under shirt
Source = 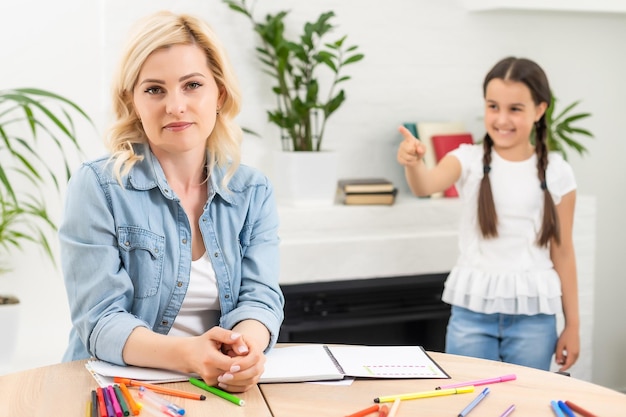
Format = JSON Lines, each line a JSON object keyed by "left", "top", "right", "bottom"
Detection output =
{"left": 442, "top": 144, "right": 576, "bottom": 315}
{"left": 169, "top": 252, "right": 220, "bottom": 337}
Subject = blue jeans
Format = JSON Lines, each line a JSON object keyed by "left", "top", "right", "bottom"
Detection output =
{"left": 445, "top": 306, "right": 557, "bottom": 371}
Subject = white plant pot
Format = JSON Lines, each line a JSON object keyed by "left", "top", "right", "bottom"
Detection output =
{"left": 271, "top": 150, "right": 338, "bottom": 207}
{"left": 0, "top": 295, "right": 20, "bottom": 375}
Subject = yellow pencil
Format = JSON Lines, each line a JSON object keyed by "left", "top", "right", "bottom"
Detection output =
{"left": 374, "top": 386, "right": 474, "bottom": 403}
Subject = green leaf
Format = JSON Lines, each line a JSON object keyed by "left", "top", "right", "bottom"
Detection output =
{"left": 324, "top": 90, "right": 346, "bottom": 118}
{"left": 0, "top": 87, "right": 95, "bottom": 266}
{"left": 344, "top": 53, "right": 365, "bottom": 65}
{"left": 546, "top": 93, "right": 594, "bottom": 160}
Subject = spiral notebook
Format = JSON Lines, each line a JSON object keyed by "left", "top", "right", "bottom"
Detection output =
{"left": 260, "top": 344, "right": 449, "bottom": 383}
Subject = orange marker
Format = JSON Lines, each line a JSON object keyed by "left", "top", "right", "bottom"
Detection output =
{"left": 118, "top": 382, "right": 141, "bottom": 416}
{"left": 113, "top": 377, "right": 206, "bottom": 401}
{"left": 345, "top": 404, "right": 380, "bottom": 417}
{"left": 378, "top": 404, "right": 390, "bottom": 417}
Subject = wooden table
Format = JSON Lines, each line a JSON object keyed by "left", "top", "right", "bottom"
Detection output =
{"left": 3, "top": 351, "right": 624, "bottom": 416}
{"left": 0, "top": 359, "right": 271, "bottom": 417}
{"left": 260, "top": 350, "right": 626, "bottom": 417}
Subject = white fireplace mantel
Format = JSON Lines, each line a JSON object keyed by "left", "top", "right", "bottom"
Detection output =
{"left": 278, "top": 196, "right": 461, "bottom": 285}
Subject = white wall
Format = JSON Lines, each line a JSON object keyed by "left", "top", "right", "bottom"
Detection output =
{"left": 1, "top": 0, "right": 625, "bottom": 392}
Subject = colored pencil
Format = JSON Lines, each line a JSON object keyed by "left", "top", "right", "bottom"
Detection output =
{"left": 345, "top": 404, "right": 379, "bottom": 417}
{"left": 113, "top": 377, "right": 206, "bottom": 401}
{"left": 387, "top": 399, "right": 401, "bottom": 417}
{"left": 436, "top": 374, "right": 516, "bottom": 390}
{"left": 374, "top": 386, "right": 474, "bottom": 403}
{"left": 118, "top": 382, "right": 141, "bottom": 416}
{"left": 564, "top": 400, "right": 598, "bottom": 417}
{"left": 113, "top": 385, "right": 131, "bottom": 416}
{"left": 188, "top": 377, "right": 245, "bottom": 406}
{"left": 95, "top": 387, "right": 107, "bottom": 417}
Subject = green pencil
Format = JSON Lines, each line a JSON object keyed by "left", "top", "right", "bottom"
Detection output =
{"left": 113, "top": 385, "right": 131, "bottom": 416}
{"left": 188, "top": 378, "right": 246, "bottom": 407}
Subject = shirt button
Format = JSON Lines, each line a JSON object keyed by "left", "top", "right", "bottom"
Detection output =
{"left": 161, "top": 320, "right": 168, "bottom": 326}
{"left": 154, "top": 248, "right": 159, "bottom": 253}
{"left": 224, "top": 294, "right": 230, "bottom": 299}
{"left": 125, "top": 241, "right": 130, "bottom": 246}
{"left": 177, "top": 281, "right": 183, "bottom": 287}
{"left": 214, "top": 252, "right": 219, "bottom": 258}
{"left": 164, "top": 189, "right": 170, "bottom": 194}
{"left": 182, "top": 239, "right": 187, "bottom": 244}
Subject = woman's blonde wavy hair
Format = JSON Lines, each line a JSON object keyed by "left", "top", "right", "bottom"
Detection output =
{"left": 107, "top": 10, "right": 242, "bottom": 187}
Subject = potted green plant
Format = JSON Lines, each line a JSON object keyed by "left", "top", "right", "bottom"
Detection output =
{"left": 223, "top": 0, "right": 364, "bottom": 152}
{"left": 222, "top": 0, "right": 364, "bottom": 204}
{"left": 0, "top": 87, "right": 93, "bottom": 373}
{"left": 545, "top": 96, "right": 593, "bottom": 160}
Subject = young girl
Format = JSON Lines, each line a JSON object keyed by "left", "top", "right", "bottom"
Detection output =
{"left": 397, "top": 57, "right": 580, "bottom": 372}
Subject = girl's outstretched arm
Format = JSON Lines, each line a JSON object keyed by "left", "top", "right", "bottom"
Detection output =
{"left": 396, "top": 125, "right": 462, "bottom": 197}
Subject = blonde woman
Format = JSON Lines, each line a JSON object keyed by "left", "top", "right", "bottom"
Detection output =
{"left": 60, "top": 11, "right": 284, "bottom": 393}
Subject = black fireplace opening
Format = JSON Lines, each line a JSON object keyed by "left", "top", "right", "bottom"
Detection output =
{"left": 278, "top": 273, "right": 451, "bottom": 352}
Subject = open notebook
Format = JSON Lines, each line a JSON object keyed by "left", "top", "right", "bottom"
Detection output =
{"left": 261, "top": 345, "right": 449, "bottom": 383}
{"left": 86, "top": 344, "right": 449, "bottom": 386}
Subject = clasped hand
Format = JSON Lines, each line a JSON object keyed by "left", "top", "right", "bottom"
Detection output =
{"left": 190, "top": 327, "right": 266, "bottom": 393}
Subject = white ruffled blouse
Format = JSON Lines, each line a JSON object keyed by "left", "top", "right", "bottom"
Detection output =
{"left": 442, "top": 144, "right": 576, "bottom": 315}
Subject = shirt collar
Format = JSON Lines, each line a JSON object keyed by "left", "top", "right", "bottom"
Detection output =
{"left": 127, "top": 143, "right": 237, "bottom": 205}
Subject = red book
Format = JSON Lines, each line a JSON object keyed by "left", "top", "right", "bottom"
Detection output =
{"left": 431, "top": 133, "right": 473, "bottom": 197}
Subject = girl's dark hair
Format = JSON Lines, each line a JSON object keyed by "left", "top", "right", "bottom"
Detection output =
{"left": 478, "top": 56, "right": 560, "bottom": 247}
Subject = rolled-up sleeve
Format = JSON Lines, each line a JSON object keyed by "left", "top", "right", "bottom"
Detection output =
{"left": 60, "top": 164, "right": 149, "bottom": 364}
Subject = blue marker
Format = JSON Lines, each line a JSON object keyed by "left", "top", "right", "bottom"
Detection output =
{"left": 458, "top": 387, "right": 490, "bottom": 417}
{"left": 558, "top": 400, "right": 576, "bottom": 417}
{"left": 551, "top": 400, "right": 566, "bottom": 417}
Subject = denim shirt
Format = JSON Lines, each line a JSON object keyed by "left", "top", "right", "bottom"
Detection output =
{"left": 60, "top": 144, "right": 284, "bottom": 364}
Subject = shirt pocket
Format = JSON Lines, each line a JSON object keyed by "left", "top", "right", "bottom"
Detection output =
{"left": 117, "top": 226, "right": 165, "bottom": 299}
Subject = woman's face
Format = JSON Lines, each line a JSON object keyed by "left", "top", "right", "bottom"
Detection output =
{"left": 484, "top": 78, "right": 547, "bottom": 157}
{"left": 133, "top": 43, "right": 223, "bottom": 157}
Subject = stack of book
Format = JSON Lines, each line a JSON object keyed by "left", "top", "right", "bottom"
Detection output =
{"left": 336, "top": 178, "right": 397, "bottom": 205}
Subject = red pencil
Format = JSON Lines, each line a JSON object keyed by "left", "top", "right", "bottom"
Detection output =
{"left": 564, "top": 400, "right": 598, "bottom": 417}
{"left": 345, "top": 404, "right": 380, "bottom": 417}
{"left": 95, "top": 387, "right": 107, "bottom": 417}
{"left": 378, "top": 404, "right": 390, "bottom": 417}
